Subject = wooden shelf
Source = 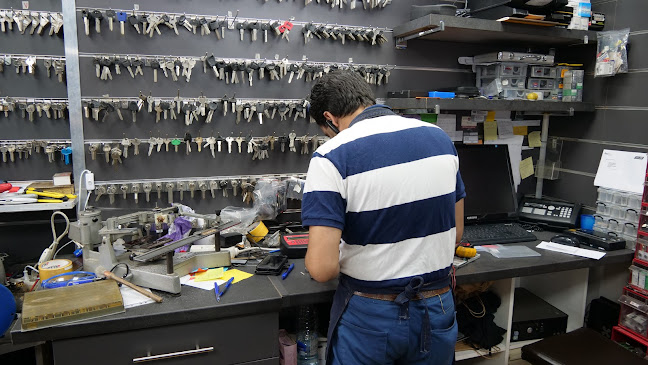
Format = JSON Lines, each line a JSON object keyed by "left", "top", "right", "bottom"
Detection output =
{"left": 455, "top": 340, "right": 506, "bottom": 361}
{"left": 386, "top": 97, "right": 595, "bottom": 113}
{"left": 394, "top": 14, "right": 596, "bottom": 47}
{"left": 509, "top": 338, "right": 541, "bottom": 350}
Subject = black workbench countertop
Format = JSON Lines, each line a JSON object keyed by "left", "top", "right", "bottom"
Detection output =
{"left": 454, "top": 231, "right": 635, "bottom": 284}
{"left": 11, "top": 230, "right": 634, "bottom": 344}
{"left": 11, "top": 265, "right": 282, "bottom": 344}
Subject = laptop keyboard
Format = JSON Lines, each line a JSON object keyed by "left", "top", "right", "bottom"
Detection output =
{"left": 462, "top": 223, "right": 537, "bottom": 245}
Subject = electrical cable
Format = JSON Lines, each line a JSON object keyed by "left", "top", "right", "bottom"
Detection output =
{"left": 38, "top": 211, "right": 70, "bottom": 265}
{"left": 53, "top": 240, "right": 75, "bottom": 258}
{"left": 110, "top": 263, "right": 130, "bottom": 279}
{"left": 29, "top": 279, "right": 40, "bottom": 292}
{"left": 79, "top": 169, "right": 92, "bottom": 211}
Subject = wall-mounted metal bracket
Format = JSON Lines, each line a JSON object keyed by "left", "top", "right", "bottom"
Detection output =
{"left": 396, "top": 20, "right": 445, "bottom": 50}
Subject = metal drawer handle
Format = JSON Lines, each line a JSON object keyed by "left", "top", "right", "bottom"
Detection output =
{"left": 133, "top": 346, "right": 214, "bottom": 363}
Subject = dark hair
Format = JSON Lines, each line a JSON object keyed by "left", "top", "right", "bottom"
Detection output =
{"left": 308, "top": 70, "right": 376, "bottom": 126}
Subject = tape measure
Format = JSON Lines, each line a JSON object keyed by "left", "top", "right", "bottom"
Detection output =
{"left": 38, "top": 259, "right": 73, "bottom": 281}
{"left": 456, "top": 244, "right": 477, "bottom": 258}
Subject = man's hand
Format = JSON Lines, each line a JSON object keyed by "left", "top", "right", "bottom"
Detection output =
{"left": 305, "top": 226, "right": 342, "bottom": 282}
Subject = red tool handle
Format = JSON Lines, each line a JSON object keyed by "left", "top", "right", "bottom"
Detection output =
{"left": 0, "top": 183, "right": 12, "bottom": 193}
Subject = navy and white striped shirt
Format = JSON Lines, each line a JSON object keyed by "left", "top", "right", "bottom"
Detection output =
{"left": 302, "top": 112, "right": 465, "bottom": 288}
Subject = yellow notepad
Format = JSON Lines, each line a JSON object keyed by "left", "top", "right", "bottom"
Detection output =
{"left": 194, "top": 268, "right": 225, "bottom": 282}
{"left": 220, "top": 269, "right": 253, "bottom": 284}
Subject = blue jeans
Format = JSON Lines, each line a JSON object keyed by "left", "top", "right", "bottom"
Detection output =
{"left": 330, "top": 290, "right": 457, "bottom": 365}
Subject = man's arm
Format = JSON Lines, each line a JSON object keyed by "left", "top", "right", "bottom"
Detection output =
{"left": 305, "top": 226, "right": 342, "bottom": 282}
{"left": 455, "top": 199, "right": 464, "bottom": 244}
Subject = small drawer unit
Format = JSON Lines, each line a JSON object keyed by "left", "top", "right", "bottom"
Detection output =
{"left": 477, "top": 77, "right": 526, "bottom": 90}
{"left": 499, "top": 89, "right": 527, "bottom": 100}
{"left": 476, "top": 62, "right": 528, "bottom": 78}
{"left": 597, "top": 188, "right": 615, "bottom": 204}
{"left": 629, "top": 266, "right": 648, "bottom": 294}
{"left": 619, "top": 287, "right": 648, "bottom": 339}
{"left": 636, "top": 238, "right": 648, "bottom": 263}
{"left": 527, "top": 78, "right": 557, "bottom": 90}
{"left": 530, "top": 66, "right": 557, "bottom": 79}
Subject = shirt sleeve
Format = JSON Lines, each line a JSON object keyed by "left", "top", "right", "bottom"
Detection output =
{"left": 301, "top": 155, "right": 346, "bottom": 230}
{"left": 455, "top": 170, "right": 466, "bottom": 202}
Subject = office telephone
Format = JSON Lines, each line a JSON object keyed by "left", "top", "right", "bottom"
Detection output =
{"left": 518, "top": 197, "right": 581, "bottom": 228}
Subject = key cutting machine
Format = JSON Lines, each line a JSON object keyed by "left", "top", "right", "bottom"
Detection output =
{"left": 68, "top": 205, "right": 238, "bottom": 294}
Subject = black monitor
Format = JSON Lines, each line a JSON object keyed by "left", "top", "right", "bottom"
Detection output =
{"left": 455, "top": 144, "right": 518, "bottom": 223}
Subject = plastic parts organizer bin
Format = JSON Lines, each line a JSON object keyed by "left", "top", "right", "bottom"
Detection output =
{"left": 477, "top": 77, "right": 526, "bottom": 89}
{"left": 619, "top": 287, "right": 648, "bottom": 338}
{"left": 476, "top": 63, "right": 528, "bottom": 78}
{"left": 530, "top": 66, "right": 558, "bottom": 79}
{"left": 527, "top": 78, "right": 557, "bottom": 90}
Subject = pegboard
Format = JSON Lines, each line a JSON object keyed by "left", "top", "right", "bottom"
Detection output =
{"left": 2, "top": 0, "right": 493, "bottom": 214}
{"left": 0, "top": 0, "right": 69, "bottom": 180}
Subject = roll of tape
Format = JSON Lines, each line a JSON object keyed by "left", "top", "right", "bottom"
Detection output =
{"left": 39, "top": 259, "right": 73, "bottom": 281}
{"left": 246, "top": 221, "right": 269, "bottom": 243}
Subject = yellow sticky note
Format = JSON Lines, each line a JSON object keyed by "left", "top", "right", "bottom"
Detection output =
{"left": 513, "top": 126, "right": 528, "bottom": 136}
{"left": 528, "top": 131, "right": 542, "bottom": 148}
{"left": 220, "top": 269, "right": 253, "bottom": 284}
{"left": 194, "top": 268, "right": 225, "bottom": 282}
{"left": 484, "top": 120, "right": 498, "bottom": 141}
{"left": 520, "top": 157, "right": 535, "bottom": 180}
{"left": 486, "top": 111, "right": 496, "bottom": 122}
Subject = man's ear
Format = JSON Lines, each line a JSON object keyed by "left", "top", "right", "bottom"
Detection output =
{"left": 323, "top": 111, "right": 339, "bottom": 128}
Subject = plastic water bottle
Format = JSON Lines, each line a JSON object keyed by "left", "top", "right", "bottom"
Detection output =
{"left": 296, "top": 305, "right": 319, "bottom": 365}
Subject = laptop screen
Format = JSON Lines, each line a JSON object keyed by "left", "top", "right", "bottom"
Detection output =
{"left": 455, "top": 144, "right": 518, "bottom": 223}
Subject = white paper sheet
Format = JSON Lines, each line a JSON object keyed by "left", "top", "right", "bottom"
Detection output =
{"left": 437, "top": 114, "right": 457, "bottom": 131}
{"left": 120, "top": 286, "right": 156, "bottom": 308}
{"left": 463, "top": 131, "right": 479, "bottom": 144}
{"left": 180, "top": 274, "right": 227, "bottom": 291}
{"left": 447, "top": 130, "right": 464, "bottom": 142}
{"left": 594, "top": 149, "right": 648, "bottom": 194}
{"left": 461, "top": 116, "right": 477, "bottom": 127}
{"left": 485, "top": 135, "right": 524, "bottom": 190}
{"left": 536, "top": 241, "right": 606, "bottom": 260}
{"left": 498, "top": 120, "right": 514, "bottom": 138}
{"left": 471, "top": 111, "right": 487, "bottom": 123}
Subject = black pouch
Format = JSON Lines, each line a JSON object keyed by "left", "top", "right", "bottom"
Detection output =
{"left": 255, "top": 254, "right": 288, "bottom": 275}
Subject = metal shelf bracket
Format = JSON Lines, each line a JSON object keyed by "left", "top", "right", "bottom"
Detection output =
{"left": 396, "top": 20, "right": 445, "bottom": 50}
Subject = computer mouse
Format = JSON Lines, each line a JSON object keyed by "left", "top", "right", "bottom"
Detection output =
{"left": 550, "top": 235, "right": 580, "bottom": 247}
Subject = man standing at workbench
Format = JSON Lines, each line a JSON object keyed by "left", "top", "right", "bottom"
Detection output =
{"left": 302, "top": 70, "right": 465, "bottom": 365}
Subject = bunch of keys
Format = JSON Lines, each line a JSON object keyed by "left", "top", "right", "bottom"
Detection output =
{"left": 0, "top": 10, "right": 63, "bottom": 35}
{"left": 311, "top": 0, "right": 392, "bottom": 9}
{"left": 0, "top": 141, "right": 70, "bottom": 164}
{"left": 302, "top": 23, "right": 388, "bottom": 46}
{"left": 3, "top": 99, "right": 69, "bottom": 121}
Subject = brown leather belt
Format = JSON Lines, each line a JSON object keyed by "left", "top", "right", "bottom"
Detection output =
{"left": 353, "top": 286, "right": 451, "bottom": 302}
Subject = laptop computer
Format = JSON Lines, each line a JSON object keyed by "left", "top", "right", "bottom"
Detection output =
{"left": 456, "top": 144, "right": 537, "bottom": 245}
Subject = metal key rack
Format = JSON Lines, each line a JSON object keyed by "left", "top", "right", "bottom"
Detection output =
{"left": 1, "top": 0, "right": 433, "bottom": 215}
{"left": 76, "top": 6, "right": 391, "bottom": 41}
{"left": 91, "top": 172, "right": 306, "bottom": 207}
{"left": 77, "top": 52, "right": 395, "bottom": 86}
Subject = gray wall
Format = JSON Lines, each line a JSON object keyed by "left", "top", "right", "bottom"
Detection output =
{"left": 1, "top": 0, "right": 491, "bottom": 216}
{"left": 1, "top": 0, "right": 642, "bottom": 262}
{"left": 544, "top": 0, "right": 648, "bottom": 211}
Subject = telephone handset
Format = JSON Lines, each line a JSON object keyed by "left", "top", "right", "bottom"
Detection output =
{"left": 325, "top": 120, "right": 340, "bottom": 135}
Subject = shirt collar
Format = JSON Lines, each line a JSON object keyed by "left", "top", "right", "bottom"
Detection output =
{"left": 349, "top": 104, "right": 394, "bottom": 127}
